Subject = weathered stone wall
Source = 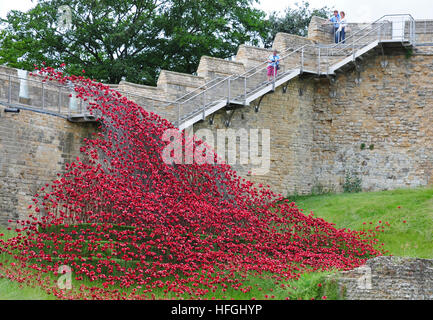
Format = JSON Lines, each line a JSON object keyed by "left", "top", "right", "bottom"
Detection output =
{"left": 312, "top": 51, "right": 433, "bottom": 193}
{"left": 336, "top": 256, "right": 433, "bottom": 300}
{"left": 272, "top": 33, "right": 316, "bottom": 52}
{"left": 235, "top": 45, "right": 274, "bottom": 70}
{"left": 117, "top": 80, "right": 169, "bottom": 101}
{"left": 0, "top": 105, "right": 98, "bottom": 226}
{"left": 193, "top": 76, "right": 317, "bottom": 196}
{"left": 157, "top": 70, "right": 206, "bottom": 99}
{"left": 194, "top": 49, "right": 433, "bottom": 196}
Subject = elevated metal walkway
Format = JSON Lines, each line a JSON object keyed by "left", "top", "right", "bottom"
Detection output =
{"left": 169, "top": 14, "right": 416, "bottom": 130}
{"left": 0, "top": 14, "right": 420, "bottom": 130}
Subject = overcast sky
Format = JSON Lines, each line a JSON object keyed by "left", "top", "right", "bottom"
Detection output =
{"left": 0, "top": 0, "right": 432, "bottom": 21}
{"left": 256, "top": 0, "right": 433, "bottom": 21}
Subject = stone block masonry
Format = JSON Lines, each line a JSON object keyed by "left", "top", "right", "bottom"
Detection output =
{"left": 0, "top": 105, "right": 98, "bottom": 226}
{"left": 336, "top": 256, "right": 433, "bottom": 300}
{"left": 312, "top": 52, "right": 433, "bottom": 193}
{"left": 194, "top": 50, "right": 433, "bottom": 196}
{"left": 193, "top": 77, "right": 317, "bottom": 196}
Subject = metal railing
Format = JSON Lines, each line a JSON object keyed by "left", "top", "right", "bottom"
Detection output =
{"left": 0, "top": 71, "right": 180, "bottom": 121}
{"left": 0, "top": 14, "right": 426, "bottom": 128}
{"left": 0, "top": 72, "right": 93, "bottom": 118}
{"left": 322, "top": 14, "right": 415, "bottom": 72}
{"left": 0, "top": 70, "right": 232, "bottom": 123}
{"left": 170, "top": 14, "right": 419, "bottom": 129}
{"left": 416, "top": 20, "right": 433, "bottom": 44}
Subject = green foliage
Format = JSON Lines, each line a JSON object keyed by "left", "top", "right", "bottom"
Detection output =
{"left": 263, "top": 1, "right": 331, "bottom": 48}
{"left": 405, "top": 48, "right": 414, "bottom": 59}
{"left": 0, "top": 277, "right": 57, "bottom": 300}
{"left": 0, "top": 0, "right": 267, "bottom": 85}
{"left": 343, "top": 172, "right": 362, "bottom": 194}
{"left": 282, "top": 271, "right": 341, "bottom": 300}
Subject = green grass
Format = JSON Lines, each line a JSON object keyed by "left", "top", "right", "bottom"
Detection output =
{"left": 288, "top": 187, "right": 433, "bottom": 259}
{"left": 282, "top": 271, "right": 340, "bottom": 300}
{"left": 0, "top": 278, "right": 56, "bottom": 300}
{"left": 0, "top": 186, "right": 432, "bottom": 300}
{"left": 0, "top": 228, "right": 54, "bottom": 300}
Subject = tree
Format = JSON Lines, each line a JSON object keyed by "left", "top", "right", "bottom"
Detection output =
{"left": 263, "top": 1, "right": 332, "bottom": 48}
{"left": 156, "top": 0, "right": 267, "bottom": 75}
{"left": 0, "top": 0, "right": 267, "bottom": 85}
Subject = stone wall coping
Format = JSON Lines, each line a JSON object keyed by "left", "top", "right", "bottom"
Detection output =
{"left": 237, "top": 44, "right": 275, "bottom": 53}
{"left": 118, "top": 80, "right": 160, "bottom": 91}
{"left": 274, "top": 32, "right": 317, "bottom": 43}
{"left": 157, "top": 70, "right": 205, "bottom": 86}
{"left": 199, "top": 55, "right": 245, "bottom": 66}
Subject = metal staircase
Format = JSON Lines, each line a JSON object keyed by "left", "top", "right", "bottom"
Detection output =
{"left": 170, "top": 14, "right": 416, "bottom": 131}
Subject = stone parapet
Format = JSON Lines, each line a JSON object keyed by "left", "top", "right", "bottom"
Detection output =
{"left": 197, "top": 56, "right": 245, "bottom": 80}
{"left": 235, "top": 45, "right": 274, "bottom": 70}
{"left": 157, "top": 70, "right": 206, "bottom": 97}
{"left": 193, "top": 50, "right": 433, "bottom": 196}
{"left": 272, "top": 32, "right": 316, "bottom": 53}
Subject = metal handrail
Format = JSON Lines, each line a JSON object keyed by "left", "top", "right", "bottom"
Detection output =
{"left": 0, "top": 72, "right": 68, "bottom": 89}
{"left": 328, "top": 23, "right": 384, "bottom": 57}
{"left": 232, "top": 43, "right": 312, "bottom": 81}
{"left": 172, "top": 14, "right": 419, "bottom": 129}
{"left": 0, "top": 71, "right": 181, "bottom": 119}
{"left": 0, "top": 14, "right": 421, "bottom": 129}
{"left": 171, "top": 75, "right": 235, "bottom": 106}
{"left": 161, "top": 76, "right": 224, "bottom": 108}
{"left": 327, "top": 14, "right": 416, "bottom": 51}
{"left": 173, "top": 37, "right": 318, "bottom": 109}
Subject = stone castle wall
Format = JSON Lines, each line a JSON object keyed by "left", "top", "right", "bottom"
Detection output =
{"left": 1, "top": 18, "right": 433, "bottom": 224}
{"left": 0, "top": 105, "right": 97, "bottom": 225}
{"left": 193, "top": 49, "right": 433, "bottom": 196}
{"left": 193, "top": 77, "right": 317, "bottom": 195}
{"left": 311, "top": 51, "right": 433, "bottom": 193}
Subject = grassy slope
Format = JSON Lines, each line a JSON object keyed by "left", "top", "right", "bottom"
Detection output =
{"left": 0, "top": 278, "right": 56, "bottom": 300}
{"left": 289, "top": 187, "right": 433, "bottom": 259}
{"left": 0, "top": 187, "right": 432, "bottom": 300}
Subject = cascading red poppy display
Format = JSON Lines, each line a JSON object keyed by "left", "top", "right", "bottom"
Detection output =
{"left": 0, "top": 65, "right": 384, "bottom": 299}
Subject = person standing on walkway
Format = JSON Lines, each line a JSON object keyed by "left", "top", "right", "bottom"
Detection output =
{"left": 267, "top": 50, "right": 281, "bottom": 82}
{"left": 338, "top": 11, "right": 347, "bottom": 44}
{"left": 329, "top": 10, "right": 341, "bottom": 44}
